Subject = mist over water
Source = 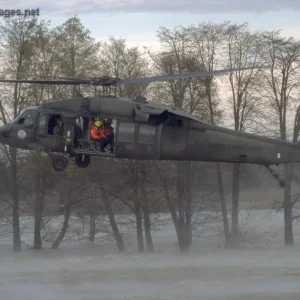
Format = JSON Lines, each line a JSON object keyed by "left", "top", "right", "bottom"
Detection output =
{"left": 1, "top": 211, "right": 300, "bottom": 300}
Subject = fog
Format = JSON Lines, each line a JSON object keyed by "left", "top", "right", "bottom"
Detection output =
{"left": 1, "top": 210, "right": 300, "bottom": 300}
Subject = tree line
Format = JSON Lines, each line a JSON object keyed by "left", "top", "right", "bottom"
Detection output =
{"left": 0, "top": 16, "right": 300, "bottom": 252}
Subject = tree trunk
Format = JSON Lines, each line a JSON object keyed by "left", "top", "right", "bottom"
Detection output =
{"left": 170, "top": 207, "right": 180, "bottom": 242}
{"left": 185, "top": 162, "right": 193, "bottom": 246}
{"left": 186, "top": 216, "right": 192, "bottom": 246}
{"left": 216, "top": 163, "right": 231, "bottom": 246}
{"left": 51, "top": 204, "right": 71, "bottom": 249}
{"left": 10, "top": 148, "right": 21, "bottom": 252}
{"left": 89, "top": 213, "right": 96, "bottom": 242}
{"left": 12, "top": 188, "right": 21, "bottom": 252}
{"left": 33, "top": 192, "right": 44, "bottom": 249}
{"left": 177, "top": 164, "right": 189, "bottom": 251}
{"left": 143, "top": 204, "right": 154, "bottom": 252}
{"left": 135, "top": 205, "right": 145, "bottom": 252}
{"left": 82, "top": 216, "right": 85, "bottom": 234}
{"left": 283, "top": 163, "right": 294, "bottom": 245}
{"left": 231, "top": 163, "right": 240, "bottom": 247}
{"left": 185, "top": 197, "right": 192, "bottom": 246}
{"left": 178, "top": 198, "right": 187, "bottom": 250}
{"left": 102, "top": 193, "right": 125, "bottom": 252}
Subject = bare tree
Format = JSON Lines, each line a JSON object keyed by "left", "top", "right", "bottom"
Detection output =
{"left": 30, "top": 21, "right": 60, "bottom": 101}
{"left": 116, "top": 160, "right": 147, "bottom": 252}
{"left": 99, "top": 36, "right": 150, "bottom": 97}
{"left": 150, "top": 27, "right": 195, "bottom": 251}
{"left": 53, "top": 16, "right": 101, "bottom": 98}
{"left": 109, "top": 159, "right": 161, "bottom": 252}
{"left": 147, "top": 26, "right": 204, "bottom": 109}
{"left": 224, "top": 23, "right": 265, "bottom": 246}
{"left": 155, "top": 160, "right": 221, "bottom": 249}
{"left": 20, "top": 24, "right": 59, "bottom": 249}
{"left": 24, "top": 152, "right": 55, "bottom": 249}
{"left": 74, "top": 179, "right": 106, "bottom": 243}
{"left": 134, "top": 161, "right": 160, "bottom": 252}
{"left": 87, "top": 159, "right": 126, "bottom": 252}
{"left": 51, "top": 166, "right": 90, "bottom": 249}
{"left": 97, "top": 37, "right": 152, "bottom": 251}
{"left": 148, "top": 26, "right": 217, "bottom": 251}
{"left": 0, "top": 17, "right": 46, "bottom": 251}
{"left": 262, "top": 31, "right": 300, "bottom": 245}
{"left": 186, "top": 21, "right": 230, "bottom": 246}
{"left": 101, "top": 188, "right": 125, "bottom": 252}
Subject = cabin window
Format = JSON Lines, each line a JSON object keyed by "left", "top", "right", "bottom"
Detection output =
{"left": 139, "top": 124, "right": 156, "bottom": 144}
{"left": 118, "top": 122, "right": 135, "bottom": 142}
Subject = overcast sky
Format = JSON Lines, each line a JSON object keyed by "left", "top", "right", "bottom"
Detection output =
{"left": 0, "top": 0, "right": 299, "bottom": 49}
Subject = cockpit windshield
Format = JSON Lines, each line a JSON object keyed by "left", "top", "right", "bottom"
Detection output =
{"left": 10, "top": 110, "right": 28, "bottom": 124}
{"left": 11, "top": 110, "right": 37, "bottom": 126}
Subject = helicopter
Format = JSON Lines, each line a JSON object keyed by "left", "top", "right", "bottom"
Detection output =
{"left": 0, "top": 67, "right": 299, "bottom": 173}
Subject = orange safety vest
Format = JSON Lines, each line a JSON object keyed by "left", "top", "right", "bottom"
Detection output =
{"left": 90, "top": 125, "right": 103, "bottom": 140}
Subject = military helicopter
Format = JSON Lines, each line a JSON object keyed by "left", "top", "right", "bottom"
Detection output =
{"left": 0, "top": 67, "right": 299, "bottom": 172}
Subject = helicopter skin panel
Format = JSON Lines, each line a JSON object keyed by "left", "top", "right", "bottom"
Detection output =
{"left": 159, "top": 119, "right": 300, "bottom": 165}
{"left": 160, "top": 118, "right": 188, "bottom": 160}
{"left": 138, "top": 102, "right": 201, "bottom": 122}
{"left": 42, "top": 96, "right": 201, "bottom": 124}
{"left": 188, "top": 119, "right": 298, "bottom": 147}
{"left": 184, "top": 128, "right": 272, "bottom": 164}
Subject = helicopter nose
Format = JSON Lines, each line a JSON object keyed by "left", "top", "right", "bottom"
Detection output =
{"left": 0, "top": 125, "right": 9, "bottom": 142}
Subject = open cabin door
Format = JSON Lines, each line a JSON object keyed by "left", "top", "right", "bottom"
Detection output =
{"left": 34, "top": 113, "right": 65, "bottom": 152}
{"left": 115, "top": 120, "right": 161, "bottom": 159}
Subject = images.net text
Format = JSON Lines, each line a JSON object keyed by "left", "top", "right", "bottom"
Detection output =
{"left": 0, "top": 8, "right": 40, "bottom": 17}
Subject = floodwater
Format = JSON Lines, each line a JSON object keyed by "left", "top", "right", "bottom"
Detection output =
{"left": 0, "top": 210, "right": 300, "bottom": 299}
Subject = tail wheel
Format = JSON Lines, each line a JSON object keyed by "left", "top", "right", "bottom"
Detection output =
{"left": 75, "top": 154, "right": 91, "bottom": 168}
{"left": 52, "top": 155, "right": 68, "bottom": 172}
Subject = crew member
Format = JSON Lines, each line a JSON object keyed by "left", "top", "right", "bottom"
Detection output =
{"left": 90, "top": 119, "right": 114, "bottom": 152}
{"left": 90, "top": 120, "right": 104, "bottom": 141}
{"left": 102, "top": 119, "right": 114, "bottom": 152}
{"left": 53, "top": 118, "right": 63, "bottom": 136}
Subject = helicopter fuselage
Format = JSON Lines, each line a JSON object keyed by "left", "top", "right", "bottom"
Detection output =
{"left": 1, "top": 100, "right": 300, "bottom": 172}
{"left": 0, "top": 65, "right": 287, "bottom": 171}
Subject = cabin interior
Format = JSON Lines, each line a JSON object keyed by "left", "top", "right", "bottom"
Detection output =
{"left": 47, "top": 115, "right": 116, "bottom": 154}
{"left": 13, "top": 109, "right": 159, "bottom": 157}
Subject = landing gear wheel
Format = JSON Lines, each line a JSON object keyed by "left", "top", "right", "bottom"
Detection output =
{"left": 52, "top": 155, "right": 69, "bottom": 172}
{"left": 75, "top": 154, "right": 91, "bottom": 168}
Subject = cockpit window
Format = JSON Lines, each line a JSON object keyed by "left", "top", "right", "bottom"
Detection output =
{"left": 11, "top": 114, "right": 22, "bottom": 124}
{"left": 13, "top": 110, "right": 37, "bottom": 126}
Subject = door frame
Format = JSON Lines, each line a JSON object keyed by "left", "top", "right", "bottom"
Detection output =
{"left": 35, "top": 113, "right": 49, "bottom": 137}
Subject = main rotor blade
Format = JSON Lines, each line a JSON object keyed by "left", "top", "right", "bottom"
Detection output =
{"left": 0, "top": 79, "right": 90, "bottom": 85}
{"left": 0, "top": 66, "right": 267, "bottom": 87}
{"left": 1, "top": 71, "right": 89, "bottom": 82}
{"left": 119, "top": 66, "right": 264, "bottom": 85}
